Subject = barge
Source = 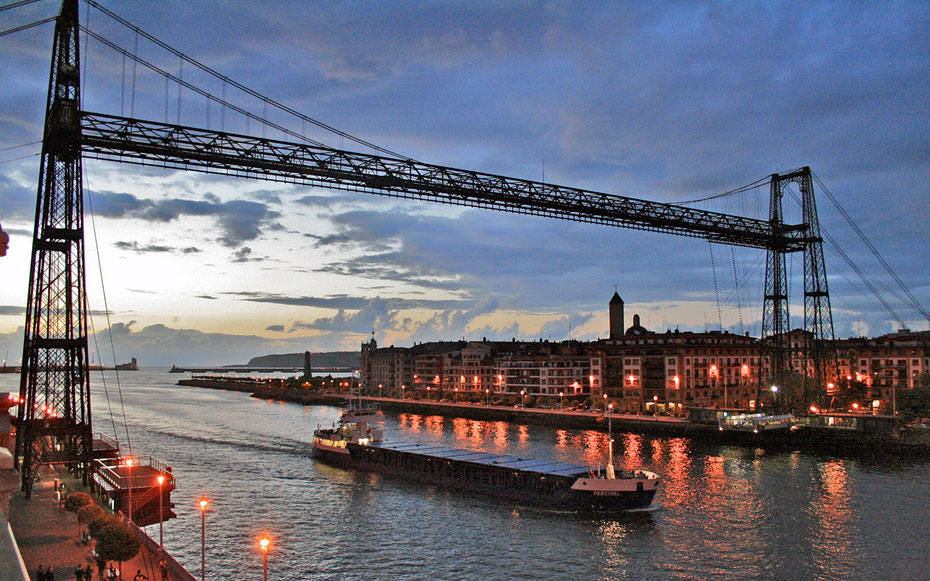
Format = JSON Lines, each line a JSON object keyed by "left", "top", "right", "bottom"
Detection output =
{"left": 312, "top": 410, "right": 661, "bottom": 511}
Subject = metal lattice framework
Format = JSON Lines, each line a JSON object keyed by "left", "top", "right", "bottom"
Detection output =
{"left": 78, "top": 112, "right": 808, "bottom": 252}
{"left": 16, "top": 0, "right": 93, "bottom": 496}
{"left": 18, "top": 3, "right": 836, "bottom": 492}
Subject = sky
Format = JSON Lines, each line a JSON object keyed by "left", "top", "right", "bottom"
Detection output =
{"left": 0, "top": 1, "right": 927, "bottom": 367}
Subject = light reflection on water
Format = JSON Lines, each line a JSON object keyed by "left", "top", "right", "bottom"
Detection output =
{"left": 2, "top": 370, "right": 930, "bottom": 580}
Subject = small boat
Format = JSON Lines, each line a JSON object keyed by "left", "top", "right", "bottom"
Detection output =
{"left": 311, "top": 408, "right": 661, "bottom": 511}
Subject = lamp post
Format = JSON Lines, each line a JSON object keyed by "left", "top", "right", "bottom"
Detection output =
{"left": 559, "top": 391, "right": 564, "bottom": 412}
{"left": 259, "top": 538, "right": 270, "bottom": 581}
{"left": 653, "top": 395, "right": 659, "bottom": 420}
{"left": 199, "top": 499, "right": 208, "bottom": 581}
{"left": 126, "top": 457, "right": 134, "bottom": 523}
{"left": 520, "top": 390, "right": 525, "bottom": 408}
{"left": 426, "top": 386, "right": 430, "bottom": 401}
{"left": 485, "top": 389, "right": 489, "bottom": 406}
{"left": 156, "top": 475, "right": 165, "bottom": 551}
{"left": 771, "top": 386, "right": 778, "bottom": 415}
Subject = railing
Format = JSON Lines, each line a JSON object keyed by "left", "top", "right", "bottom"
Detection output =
{"left": 121, "top": 515, "right": 196, "bottom": 581}
{"left": 93, "top": 456, "right": 174, "bottom": 493}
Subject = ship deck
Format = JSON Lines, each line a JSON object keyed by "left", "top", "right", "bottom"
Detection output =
{"left": 368, "top": 440, "right": 591, "bottom": 478}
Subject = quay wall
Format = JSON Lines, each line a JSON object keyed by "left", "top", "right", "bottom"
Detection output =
{"left": 179, "top": 378, "right": 930, "bottom": 454}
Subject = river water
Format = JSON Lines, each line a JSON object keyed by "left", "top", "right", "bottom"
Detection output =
{"left": 2, "top": 369, "right": 928, "bottom": 580}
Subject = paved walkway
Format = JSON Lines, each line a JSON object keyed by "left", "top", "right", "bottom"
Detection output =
{"left": 6, "top": 465, "right": 167, "bottom": 581}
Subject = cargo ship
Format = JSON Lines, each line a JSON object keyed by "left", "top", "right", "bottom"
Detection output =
{"left": 311, "top": 409, "right": 661, "bottom": 511}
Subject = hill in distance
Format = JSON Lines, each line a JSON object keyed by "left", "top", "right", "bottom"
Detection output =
{"left": 245, "top": 351, "right": 359, "bottom": 368}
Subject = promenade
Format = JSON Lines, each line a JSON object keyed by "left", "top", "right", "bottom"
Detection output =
{"left": 4, "top": 465, "right": 187, "bottom": 581}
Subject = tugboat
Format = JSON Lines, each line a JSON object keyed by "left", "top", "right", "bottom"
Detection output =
{"left": 312, "top": 407, "right": 661, "bottom": 511}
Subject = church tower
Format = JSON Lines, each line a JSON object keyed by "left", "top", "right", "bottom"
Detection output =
{"left": 609, "top": 291, "right": 624, "bottom": 340}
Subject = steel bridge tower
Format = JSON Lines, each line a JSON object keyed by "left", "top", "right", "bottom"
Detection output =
{"left": 15, "top": 0, "right": 93, "bottom": 496}
{"left": 763, "top": 167, "right": 837, "bottom": 405}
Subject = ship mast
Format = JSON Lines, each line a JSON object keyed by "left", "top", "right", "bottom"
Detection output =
{"left": 606, "top": 405, "right": 615, "bottom": 479}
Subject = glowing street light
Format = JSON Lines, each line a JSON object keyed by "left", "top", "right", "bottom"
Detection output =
{"left": 485, "top": 388, "right": 489, "bottom": 406}
{"left": 200, "top": 499, "right": 208, "bottom": 581}
{"left": 125, "top": 457, "right": 134, "bottom": 523}
{"left": 156, "top": 475, "right": 165, "bottom": 551}
{"left": 520, "top": 390, "right": 525, "bottom": 408}
{"left": 259, "top": 537, "right": 270, "bottom": 581}
{"left": 559, "top": 391, "right": 564, "bottom": 412}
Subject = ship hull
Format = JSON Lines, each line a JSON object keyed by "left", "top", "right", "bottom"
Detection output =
{"left": 311, "top": 439, "right": 658, "bottom": 511}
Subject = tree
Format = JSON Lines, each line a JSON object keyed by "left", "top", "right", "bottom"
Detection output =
{"left": 898, "top": 373, "right": 930, "bottom": 421}
{"left": 64, "top": 491, "right": 93, "bottom": 513}
{"left": 78, "top": 503, "right": 105, "bottom": 526}
{"left": 88, "top": 513, "right": 122, "bottom": 538}
{"left": 96, "top": 521, "right": 142, "bottom": 569}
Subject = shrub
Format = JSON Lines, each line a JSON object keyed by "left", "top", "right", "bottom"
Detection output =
{"left": 88, "top": 513, "right": 122, "bottom": 538}
{"left": 64, "top": 492, "right": 93, "bottom": 513}
{"left": 78, "top": 503, "right": 106, "bottom": 525}
{"left": 96, "top": 521, "right": 141, "bottom": 564}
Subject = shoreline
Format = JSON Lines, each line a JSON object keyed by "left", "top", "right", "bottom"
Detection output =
{"left": 179, "top": 377, "right": 930, "bottom": 457}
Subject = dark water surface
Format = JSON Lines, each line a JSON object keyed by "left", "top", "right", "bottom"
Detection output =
{"left": 3, "top": 370, "right": 928, "bottom": 580}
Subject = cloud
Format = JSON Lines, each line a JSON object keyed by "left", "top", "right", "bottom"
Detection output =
{"left": 232, "top": 246, "right": 255, "bottom": 262}
{"left": 89, "top": 191, "right": 282, "bottom": 247}
{"left": 265, "top": 324, "right": 285, "bottom": 332}
{"left": 0, "top": 306, "right": 25, "bottom": 316}
{"left": 230, "top": 292, "right": 469, "bottom": 311}
{"left": 94, "top": 322, "right": 318, "bottom": 367}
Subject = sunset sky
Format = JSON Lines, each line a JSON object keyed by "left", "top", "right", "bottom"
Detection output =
{"left": 1, "top": 1, "right": 927, "bottom": 366}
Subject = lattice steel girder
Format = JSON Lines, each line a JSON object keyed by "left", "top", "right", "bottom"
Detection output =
{"left": 17, "top": 0, "right": 93, "bottom": 497}
{"left": 79, "top": 113, "right": 808, "bottom": 252}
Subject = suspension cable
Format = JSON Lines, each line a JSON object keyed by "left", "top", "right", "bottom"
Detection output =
{"left": 84, "top": 167, "right": 133, "bottom": 459}
{"left": 84, "top": 0, "right": 414, "bottom": 160}
{"left": 0, "top": 0, "right": 46, "bottom": 12}
{"left": 678, "top": 175, "right": 770, "bottom": 206}
{"left": 708, "top": 241, "right": 723, "bottom": 331}
{"left": 0, "top": 15, "right": 54, "bottom": 37}
{"left": 730, "top": 247, "right": 745, "bottom": 335}
{"left": 80, "top": 26, "right": 331, "bottom": 150}
{"left": 813, "top": 171, "right": 929, "bottom": 324}
{"left": 784, "top": 188, "right": 906, "bottom": 328}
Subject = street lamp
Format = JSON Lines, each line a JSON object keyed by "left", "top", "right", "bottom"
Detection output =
{"left": 485, "top": 389, "right": 489, "bottom": 406}
{"left": 454, "top": 387, "right": 458, "bottom": 404}
{"left": 520, "top": 390, "right": 525, "bottom": 408}
{"left": 156, "top": 475, "right": 165, "bottom": 551}
{"left": 771, "top": 386, "right": 778, "bottom": 414}
{"left": 126, "top": 457, "right": 134, "bottom": 523}
{"left": 653, "top": 395, "right": 659, "bottom": 420}
{"left": 200, "top": 499, "right": 208, "bottom": 581}
{"left": 427, "top": 386, "right": 430, "bottom": 401}
{"left": 259, "top": 538, "right": 270, "bottom": 581}
{"left": 559, "top": 391, "right": 564, "bottom": 412}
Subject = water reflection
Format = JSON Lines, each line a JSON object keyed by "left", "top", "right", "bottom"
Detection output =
{"left": 621, "top": 433, "right": 643, "bottom": 470}
{"left": 661, "top": 438, "right": 694, "bottom": 507}
{"left": 810, "top": 460, "right": 857, "bottom": 574}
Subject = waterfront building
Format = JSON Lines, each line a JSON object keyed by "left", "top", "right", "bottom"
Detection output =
{"left": 358, "top": 294, "right": 928, "bottom": 412}
{"left": 837, "top": 329, "right": 930, "bottom": 408}
{"left": 594, "top": 316, "right": 760, "bottom": 414}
